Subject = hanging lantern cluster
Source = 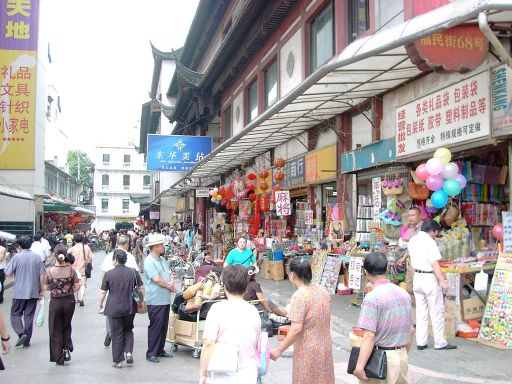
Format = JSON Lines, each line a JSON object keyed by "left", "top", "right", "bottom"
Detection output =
{"left": 273, "top": 157, "right": 286, "bottom": 186}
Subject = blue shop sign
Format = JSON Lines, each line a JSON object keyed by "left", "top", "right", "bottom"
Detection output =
{"left": 147, "top": 134, "right": 212, "bottom": 172}
{"left": 341, "top": 138, "right": 396, "bottom": 173}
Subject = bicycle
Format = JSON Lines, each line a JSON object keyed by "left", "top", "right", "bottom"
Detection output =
{"left": 168, "top": 255, "right": 194, "bottom": 282}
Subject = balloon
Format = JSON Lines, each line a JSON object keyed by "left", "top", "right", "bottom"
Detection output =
{"left": 431, "top": 190, "right": 448, "bottom": 208}
{"left": 415, "top": 163, "right": 429, "bottom": 181}
{"left": 426, "top": 158, "right": 444, "bottom": 175}
{"left": 211, "top": 197, "right": 216, "bottom": 203}
{"left": 211, "top": 192, "right": 218, "bottom": 198}
{"left": 209, "top": 190, "right": 213, "bottom": 196}
{"left": 216, "top": 195, "right": 222, "bottom": 201}
{"left": 426, "top": 174, "right": 443, "bottom": 191}
{"left": 442, "top": 162, "right": 459, "bottom": 179}
{"left": 442, "top": 179, "right": 462, "bottom": 196}
{"left": 492, "top": 223, "right": 503, "bottom": 241}
{"left": 213, "top": 187, "right": 218, "bottom": 193}
{"left": 216, "top": 200, "right": 221, "bottom": 205}
{"left": 454, "top": 174, "right": 467, "bottom": 189}
{"left": 434, "top": 147, "right": 452, "bottom": 165}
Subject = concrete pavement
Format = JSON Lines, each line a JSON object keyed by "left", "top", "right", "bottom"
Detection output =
{"left": 0, "top": 251, "right": 510, "bottom": 383}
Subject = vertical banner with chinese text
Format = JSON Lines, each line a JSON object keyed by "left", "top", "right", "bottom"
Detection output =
{"left": 0, "top": 0, "right": 39, "bottom": 169}
{"left": 275, "top": 190, "right": 291, "bottom": 216}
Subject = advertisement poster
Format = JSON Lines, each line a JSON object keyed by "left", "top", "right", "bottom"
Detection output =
{"left": 0, "top": 0, "right": 39, "bottom": 169}
{"left": 304, "top": 209, "right": 313, "bottom": 225}
{"left": 395, "top": 71, "right": 490, "bottom": 158}
{"left": 348, "top": 256, "right": 364, "bottom": 290}
{"left": 147, "top": 134, "right": 212, "bottom": 172}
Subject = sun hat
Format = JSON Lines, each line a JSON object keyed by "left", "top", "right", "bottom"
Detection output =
{"left": 146, "top": 233, "right": 166, "bottom": 247}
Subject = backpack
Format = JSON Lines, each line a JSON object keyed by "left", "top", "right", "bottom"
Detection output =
{"left": 256, "top": 331, "right": 270, "bottom": 377}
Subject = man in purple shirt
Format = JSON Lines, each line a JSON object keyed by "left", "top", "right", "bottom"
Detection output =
{"left": 5, "top": 236, "right": 45, "bottom": 348}
{"left": 353, "top": 252, "right": 414, "bottom": 383}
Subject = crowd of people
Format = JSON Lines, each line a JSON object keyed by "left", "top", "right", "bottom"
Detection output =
{"left": 0, "top": 219, "right": 459, "bottom": 383}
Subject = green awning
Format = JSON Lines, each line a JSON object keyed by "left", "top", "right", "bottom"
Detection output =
{"left": 43, "top": 197, "right": 75, "bottom": 212}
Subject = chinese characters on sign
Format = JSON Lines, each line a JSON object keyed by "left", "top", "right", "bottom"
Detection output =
{"left": 371, "top": 177, "right": 381, "bottom": 221}
{"left": 405, "top": 1, "right": 488, "bottom": 73}
{"left": 195, "top": 189, "right": 210, "bottom": 198}
{"left": 502, "top": 212, "right": 512, "bottom": 254}
{"left": 147, "top": 134, "right": 212, "bottom": 172}
{"left": 395, "top": 71, "right": 490, "bottom": 159}
{"left": 348, "top": 256, "right": 364, "bottom": 290}
{"left": 0, "top": 0, "right": 39, "bottom": 169}
{"left": 304, "top": 209, "right": 313, "bottom": 225}
{"left": 275, "top": 190, "right": 291, "bottom": 216}
{"left": 282, "top": 155, "right": 305, "bottom": 188}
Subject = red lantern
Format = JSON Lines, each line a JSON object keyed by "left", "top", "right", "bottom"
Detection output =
{"left": 247, "top": 184, "right": 255, "bottom": 191}
{"left": 259, "top": 169, "right": 269, "bottom": 179}
{"left": 259, "top": 181, "right": 269, "bottom": 191}
{"left": 274, "top": 157, "right": 285, "bottom": 169}
{"left": 247, "top": 173, "right": 257, "bottom": 181}
{"left": 274, "top": 171, "right": 284, "bottom": 182}
{"left": 249, "top": 193, "right": 257, "bottom": 201}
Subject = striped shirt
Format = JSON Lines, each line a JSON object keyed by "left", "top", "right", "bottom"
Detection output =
{"left": 357, "top": 280, "right": 413, "bottom": 347}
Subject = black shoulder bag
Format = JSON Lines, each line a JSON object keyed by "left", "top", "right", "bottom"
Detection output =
{"left": 347, "top": 346, "right": 388, "bottom": 380}
{"left": 83, "top": 243, "right": 93, "bottom": 278}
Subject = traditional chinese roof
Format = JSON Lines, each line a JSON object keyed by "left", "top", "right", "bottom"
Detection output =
{"left": 139, "top": 101, "right": 161, "bottom": 155}
{"left": 150, "top": 42, "right": 182, "bottom": 60}
{"left": 175, "top": 57, "right": 204, "bottom": 88}
{"left": 161, "top": 103, "right": 175, "bottom": 120}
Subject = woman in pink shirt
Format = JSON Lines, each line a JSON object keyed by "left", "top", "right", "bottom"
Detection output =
{"left": 199, "top": 264, "right": 261, "bottom": 383}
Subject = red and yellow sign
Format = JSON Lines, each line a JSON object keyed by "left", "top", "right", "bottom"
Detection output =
{"left": 305, "top": 145, "right": 336, "bottom": 183}
{"left": 405, "top": 0, "right": 488, "bottom": 73}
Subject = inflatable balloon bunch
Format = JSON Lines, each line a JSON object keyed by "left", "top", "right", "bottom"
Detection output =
{"left": 209, "top": 187, "right": 222, "bottom": 205}
{"left": 414, "top": 147, "right": 467, "bottom": 209}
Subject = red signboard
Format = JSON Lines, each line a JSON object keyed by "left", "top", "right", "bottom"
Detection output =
{"left": 405, "top": 0, "right": 488, "bottom": 73}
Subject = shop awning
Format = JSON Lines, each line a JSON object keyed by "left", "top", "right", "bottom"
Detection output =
{"left": 158, "top": 0, "right": 512, "bottom": 199}
{"left": 0, "top": 185, "right": 33, "bottom": 201}
{"left": 130, "top": 194, "right": 153, "bottom": 205}
{"left": 74, "top": 206, "right": 95, "bottom": 215}
{"left": 43, "top": 196, "right": 76, "bottom": 212}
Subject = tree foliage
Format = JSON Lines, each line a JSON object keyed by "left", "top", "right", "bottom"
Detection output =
{"left": 67, "top": 150, "right": 93, "bottom": 190}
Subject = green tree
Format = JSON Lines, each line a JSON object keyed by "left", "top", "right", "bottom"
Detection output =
{"left": 67, "top": 150, "right": 93, "bottom": 203}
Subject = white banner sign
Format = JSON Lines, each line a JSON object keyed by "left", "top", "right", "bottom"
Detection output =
{"left": 372, "top": 177, "right": 381, "bottom": 221}
{"left": 196, "top": 189, "right": 210, "bottom": 198}
{"left": 149, "top": 211, "right": 160, "bottom": 220}
{"left": 304, "top": 209, "right": 313, "bottom": 225}
{"left": 502, "top": 211, "right": 512, "bottom": 254}
{"left": 275, "top": 190, "right": 291, "bottom": 216}
{"left": 396, "top": 71, "right": 490, "bottom": 158}
{"left": 348, "top": 256, "right": 364, "bottom": 290}
{"left": 492, "top": 64, "right": 512, "bottom": 137}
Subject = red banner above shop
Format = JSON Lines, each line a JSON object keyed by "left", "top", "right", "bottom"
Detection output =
{"left": 404, "top": 0, "right": 489, "bottom": 73}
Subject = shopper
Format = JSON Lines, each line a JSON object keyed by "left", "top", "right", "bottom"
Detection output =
{"left": 244, "top": 266, "right": 288, "bottom": 317}
{"left": 223, "top": 237, "right": 256, "bottom": 268}
{"left": 270, "top": 257, "right": 334, "bottom": 384}
{"left": 45, "top": 244, "right": 80, "bottom": 365}
{"left": 270, "top": 258, "right": 334, "bottom": 384}
{"left": 31, "top": 232, "right": 50, "bottom": 263}
{"left": 398, "top": 207, "right": 424, "bottom": 296}
{"left": 143, "top": 234, "right": 175, "bottom": 363}
{"left": 352, "top": 252, "right": 414, "bottom": 383}
{"left": 0, "top": 313, "right": 11, "bottom": 370}
{"left": 199, "top": 264, "right": 261, "bottom": 384}
{"left": 100, "top": 234, "right": 139, "bottom": 347}
{"left": 5, "top": 235, "right": 45, "bottom": 348}
{"left": 98, "top": 249, "right": 144, "bottom": 368}
{"left": 0, "top": 240, "right": 6, "bottom": 304}
{"left": 68, "top": 233, "right": 94, "bottom": 307}
{"left": 212, "top": 225, "right": 224, "bottom": 260}
{"left": 408, "top": 220, "right": 457, "bottom": 351}
{"left": 64, "top": 232, "right": 74, "bottom": 248}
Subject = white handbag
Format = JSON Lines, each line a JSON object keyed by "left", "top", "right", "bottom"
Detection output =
{"left": 207, "top": 342, "right": 239, "bottom": 373}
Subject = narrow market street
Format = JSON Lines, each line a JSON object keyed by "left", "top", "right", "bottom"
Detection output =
{"left": 0, "top": 251, "right": 510, "bottom": 384}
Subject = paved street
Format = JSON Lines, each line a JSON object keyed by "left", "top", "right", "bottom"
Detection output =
{"left": 0, "top": 251, "right": 511, "bottom": 383}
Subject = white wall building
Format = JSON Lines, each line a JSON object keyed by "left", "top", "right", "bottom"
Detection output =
{"left": 93, "top": 146, "right": 150, "bottom": 231}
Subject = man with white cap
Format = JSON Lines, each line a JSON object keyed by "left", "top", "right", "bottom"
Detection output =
{"left": 143, "top": 234, "right": 175, "bottom": 363}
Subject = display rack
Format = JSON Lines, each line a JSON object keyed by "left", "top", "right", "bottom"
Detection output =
{"left": 356, "top": 195, "right": 373, "bottom": 243}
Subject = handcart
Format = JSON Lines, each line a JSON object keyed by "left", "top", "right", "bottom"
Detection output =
{"left": 167, "top": 299, "right": 222, "bottom": 358}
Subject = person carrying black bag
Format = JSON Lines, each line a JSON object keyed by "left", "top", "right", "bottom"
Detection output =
{"left": 97, "top": 249, "right": 144, "bottom": 368}
{"left": 351, "top": 252, "right": 414, "bottom": 384}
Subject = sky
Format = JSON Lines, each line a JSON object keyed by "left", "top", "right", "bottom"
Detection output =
{"left": 41, "top": 0, "right": 199, "bottom": 154}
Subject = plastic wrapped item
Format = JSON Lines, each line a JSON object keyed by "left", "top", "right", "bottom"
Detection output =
{"left": 183, "top": 282, "right": 203, "bottom": 300}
